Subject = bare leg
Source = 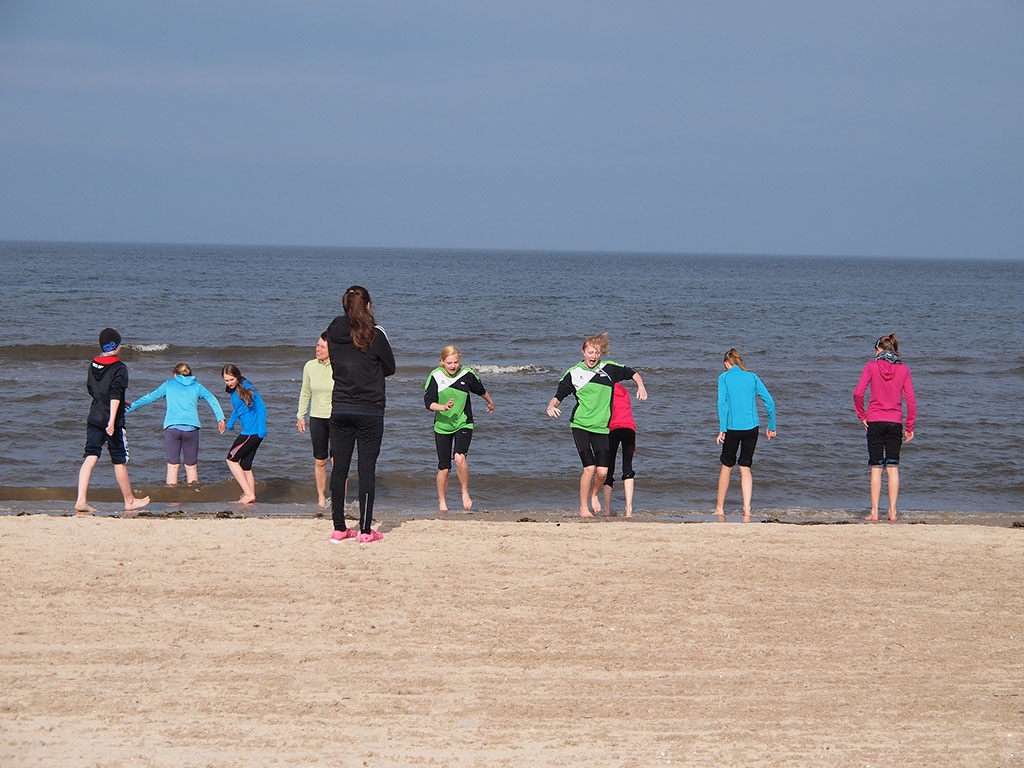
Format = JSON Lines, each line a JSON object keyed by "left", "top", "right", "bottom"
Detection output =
{"left": 591, "top": 466, "right": 608, "bottom": 515}
{"left": 185, "top": 463, "right": 199, "bottom": 484}
{"left": 886, "top": 465, "right": 900, "bottom": 521}
{"left": 242, "top": 469, "right": 256, "bottom": 503}
{"left": 715, "top": 464, "right": 732, "bottom": 520}
{"left": 166, "top": 463, "right": 180, "bottom": 485}
{"left": 866, "top": 466, "right": 883, "bottom": 521}
{"left": 739, "top": 466, "right": 753, "bottom": 521}
{"left": 623, "top": 477, "right": 635, "bottom": 517}
{"left": 578, "top": 466, "right": 596, "bottom": 517}
{"left": 314, "top": 458, "right": 329, "bottom": 507}
{"left": 601, "top": 484, "right": 612, "bottom": 517}
{"left": 114, "top": 464, "right": 150, "bottom": 514}
{"left": 454, "top": 453, "right": 472, "bottom": 511}
{"left": 227, "top": 460, "right": 256, "bottom": 503}
{"left": 436, "top": 468, "right": 450, "bottom": 512}
{"left": 75, "top": 455, "right": 99, "bottom": 514}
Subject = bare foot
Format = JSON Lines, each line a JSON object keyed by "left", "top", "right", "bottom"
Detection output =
{"left": 462, "top": 492, "right": 473, "bottom": 511}
{"left": 888, "top": 513, "right": 898, "bottom": 522}
{"left": 438, "top": 500, "right": 448, "bottom": 513}
{"left": 124, "top": 497, "right": 150, "bottom": 512}
{"left": 123, "top": 497, "right": 151, "bottom": 517}
{"left": 579, "top": 509, "right": 594, "bottom": 518}
{"left": 75, "top": 504, "right": 98, "bottom": 515}
{"left": 237, "top": 494, "right": 256, "bottom": 504}
{"left": 864, "top": 514, "right": 880, "bottom": 521}
{"left": 624, "top": 509, "right": 633, "bottom": 518}
{"left": 590, "top": 496, "right": 602, "bottom": 515}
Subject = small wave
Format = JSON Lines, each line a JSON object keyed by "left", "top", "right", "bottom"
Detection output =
{"left": 474, "top": 364, "right": 543, "bottom": 376}
{"left": 130, "top": 343, "right": 171, "bottom": 353}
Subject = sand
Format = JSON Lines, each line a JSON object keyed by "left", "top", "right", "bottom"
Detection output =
{"left": 1, "top": 515, "right": 1022, "bottom": 767}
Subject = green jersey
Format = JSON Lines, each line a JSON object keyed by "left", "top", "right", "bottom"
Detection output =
{"left": 424, "top": 366, "right": 488, "bottom": 434}
{"left": 553, "top": 360, "right": 636, "bottom": 433}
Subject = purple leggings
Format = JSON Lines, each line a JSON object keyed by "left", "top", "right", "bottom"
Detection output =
{"left": 164, "top": 427, "right": 200, "bottom": 466}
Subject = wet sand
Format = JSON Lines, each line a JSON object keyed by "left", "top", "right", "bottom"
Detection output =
{"left": 1, "top": 515, "right": 1022, "bottom": 767}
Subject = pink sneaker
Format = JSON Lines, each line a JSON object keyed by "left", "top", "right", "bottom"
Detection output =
{"left": 330, "top": 529, "right": 358, "bottom": 543}
{"left": 358, "top": 530, "right": 384, "bottom": 544}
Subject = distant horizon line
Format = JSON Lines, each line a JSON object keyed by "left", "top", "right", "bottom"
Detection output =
{"left": 0, "top": 237, "right": 1020, "bottom": 262}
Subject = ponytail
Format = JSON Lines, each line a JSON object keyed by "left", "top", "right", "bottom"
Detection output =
{"left": 723, "top": 348, "right": 747, "bottom": 371}
{"left": 343, "top": 285, "right": 377, "bottom": 352}
{"left": 874, "top": 334, "right": 899, "bottom": 355}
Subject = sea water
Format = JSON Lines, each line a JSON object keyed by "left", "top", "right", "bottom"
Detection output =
{"left": 0, "top": 241, "right": 1020, "bottom": 520}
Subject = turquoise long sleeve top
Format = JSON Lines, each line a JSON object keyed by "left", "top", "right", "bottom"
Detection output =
{"left": 718, "top": 366, "right": 776, "bottom": 432}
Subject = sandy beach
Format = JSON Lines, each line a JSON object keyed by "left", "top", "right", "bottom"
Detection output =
{"left": 1, "top": 515, "right": 1022, "bottom": 767}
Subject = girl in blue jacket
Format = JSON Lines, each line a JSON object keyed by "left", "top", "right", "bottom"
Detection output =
{"left": 127, "top": 362, "right": 226, "bottom": 485}
{"left": 715, "top": 348, "right": 777, "bottom": 521}
{"left": 222, "top": 363, "right": 268, "bottom": 504}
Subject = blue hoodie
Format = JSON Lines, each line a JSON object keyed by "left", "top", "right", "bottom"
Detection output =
{"left": 127, "top": 375, "right": 225, "bottom": 429}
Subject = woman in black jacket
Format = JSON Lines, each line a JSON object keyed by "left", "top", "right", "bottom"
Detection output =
{"left": 325, "top": 286, "right": 396, "bottom": 544}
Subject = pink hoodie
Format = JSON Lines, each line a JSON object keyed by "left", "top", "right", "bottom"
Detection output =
{"left": 609, "top": 383, "right": 636, "bottom": 431}
{"left": 853, "top": 359, "right": 916, "bottom": 432}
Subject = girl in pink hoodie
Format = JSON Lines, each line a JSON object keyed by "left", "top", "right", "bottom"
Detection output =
{"left": 853, "top": 334, "right": 917, "bottom": 521}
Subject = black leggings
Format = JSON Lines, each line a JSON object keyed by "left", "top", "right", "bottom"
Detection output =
{"left": 329, "top": 413, "right": 384, "bottom": 533}
{"left": 604, "top": 428, "right": 636, "bottom": 487}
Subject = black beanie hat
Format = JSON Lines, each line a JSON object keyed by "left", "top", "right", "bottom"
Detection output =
{"left": 99, "top": 328, "right": 122, "bottom": 353}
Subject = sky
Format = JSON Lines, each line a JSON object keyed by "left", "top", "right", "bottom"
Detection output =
{"left": 1, "top": 1, "right": 1021, "bottom": 258}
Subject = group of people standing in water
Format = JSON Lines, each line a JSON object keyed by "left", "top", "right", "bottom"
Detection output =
{"left": 75, "top": 287, "right": 918, "bottom": 532}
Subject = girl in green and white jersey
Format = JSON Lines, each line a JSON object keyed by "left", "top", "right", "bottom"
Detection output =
{"left": 425, "top": 345, "right": 495, "bottom": 512}
{"left": 546, "top": 333, "right": 647, "bottom": 517}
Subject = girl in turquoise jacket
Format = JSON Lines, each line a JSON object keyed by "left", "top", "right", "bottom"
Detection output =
{"left": 127, "top": 362, "right": 226, "bottom": 484}
{"left": 715, "top": 348, "right": 777, "bottom": 521}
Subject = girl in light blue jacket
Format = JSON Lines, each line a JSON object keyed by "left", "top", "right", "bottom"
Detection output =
{"left": 128, "top": 362, "right": 226, "bottom": 484}
{"left": 715, "top": 348, "right": 776, "bottom": 521}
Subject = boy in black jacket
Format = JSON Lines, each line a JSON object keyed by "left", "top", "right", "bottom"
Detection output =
{"left": 75, "top": 328, "right": 150, "bottom": 515}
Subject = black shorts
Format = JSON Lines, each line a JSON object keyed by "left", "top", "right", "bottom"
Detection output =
{"left": 309, "top": 416, "right": 331, "bottom": 461}
{"left": 720, "top": 427, "right": 759, "bottom": 468}
{"left": 83, "top": 423, "right": 129, "bottom": 464}
{"left": 226, "top": 434, "right": 263, "bottom": 471}
{"left": 866, "top": 421, "right": 903, "bottom": 466}
{"left": 434, "top": 428, "right": 473, "bottom": 471}
{"left": 572, "top": 428, "right": 610, "bottom": 469}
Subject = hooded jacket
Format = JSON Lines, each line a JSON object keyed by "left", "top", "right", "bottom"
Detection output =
{"left": 853, "top": 356, "right": 916, "bottom": 432}
{"left": 325, "top": 314, "right": 396, "bottom": 416}
{"left": 226, "top": 379, "right": 268, "bottom": 438}
{"left": 87, "top": 355, "right": 129, "bottom": 429}
{"left": 127, "top": 374, "right": 225, "bottom": 428}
